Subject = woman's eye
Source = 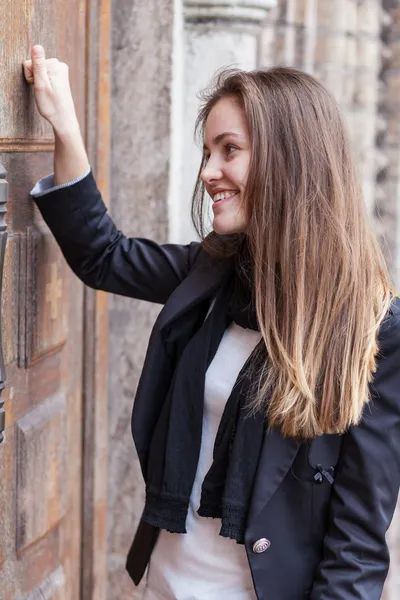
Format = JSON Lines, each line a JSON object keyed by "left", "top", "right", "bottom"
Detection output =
{"left": 225, "top": 144, "right": 237, "bottom": 156}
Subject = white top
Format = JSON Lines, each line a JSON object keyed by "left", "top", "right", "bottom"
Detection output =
{"left": 143, "top": 322, "right": 261, "bottom": 600}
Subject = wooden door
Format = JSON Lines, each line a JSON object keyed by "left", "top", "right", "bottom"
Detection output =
{"left": 0, "top": 1, "right": 111, "bottom": 599}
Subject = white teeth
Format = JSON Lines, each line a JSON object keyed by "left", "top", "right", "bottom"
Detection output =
{"left": 213, "top": 190, "right": 239, "bottom": 202}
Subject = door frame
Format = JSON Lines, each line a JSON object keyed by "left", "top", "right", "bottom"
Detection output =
{"left": 81, "top": 0, "right": 111, "bottom": 598}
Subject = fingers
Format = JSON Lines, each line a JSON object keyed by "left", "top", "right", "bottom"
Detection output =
{"left": 23, "top": 49, "right": 63, "bottom": 85}
{"left": 23, "top": 59, "right": 34, "bottom": 83}
{"left": 31, "top": 45, "right": 51, "bottom": 89}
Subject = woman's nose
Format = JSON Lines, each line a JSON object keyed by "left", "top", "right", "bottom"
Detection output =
{"left": 200, "top": 159, "right": 223, "bottom": 184}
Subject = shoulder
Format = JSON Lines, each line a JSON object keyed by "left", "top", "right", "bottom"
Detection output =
{"left": 188, "top": 241, "right": 206, "bottom": 269}
{"left": 378, "top": 296, "right": 400, "bottom": 349}
{"left": 373, "top": 297, "right": 400, "bottom": 387}
{"left": 187, "top": 241, "right": 227, "bottom": 272}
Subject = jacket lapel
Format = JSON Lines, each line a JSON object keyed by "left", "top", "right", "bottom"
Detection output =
{"left": 247, "top": 427, "right": 301, "bottom": 524}
{"left": 156, "top": 255, "right": 234, "bottom": 332}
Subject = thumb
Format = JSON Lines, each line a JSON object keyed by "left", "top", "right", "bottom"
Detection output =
{"left": 31, "top": 45, "right": 50, "bottom": 88}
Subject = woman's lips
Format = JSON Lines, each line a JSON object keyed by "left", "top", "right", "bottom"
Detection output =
{"left": 212, "top": 191, "right": 239, "bottom": 211}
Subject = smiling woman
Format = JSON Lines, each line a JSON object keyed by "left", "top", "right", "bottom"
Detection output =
{"left": 24, "top": 49, "right": 400, "bottom": 600}
{"left": 192, "top": 67, "right": 395, "bottom": 440}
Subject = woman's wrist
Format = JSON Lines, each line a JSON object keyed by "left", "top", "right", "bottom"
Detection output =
{"left": 53, "top": 123, "right": 90, "bottom": 186}
{"left": 52, "top": 114, "right": 81, "bottom": 139}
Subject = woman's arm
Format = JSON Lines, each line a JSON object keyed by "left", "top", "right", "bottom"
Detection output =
{"left": 310, "top": 300, "right": 400, "bottom": 599}
{"left": 33, "top": 170, "right": 201, "bottom": 303}
{"left": 24, "top": 45, "right": 202, "bottom": 303}
{"left": 23, "top": 45, "right": 90, "bottom": 183}
{"left": 53, "top": 128, "right": 90, "bottom": 186}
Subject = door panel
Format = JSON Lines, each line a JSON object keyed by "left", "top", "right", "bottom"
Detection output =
{"left": 0, "top": 0, "right": 86, "bottom": 150}
{"left": 0, "top": 0, "right": 90, "bottom": 597}
{"left": 0, "top": 156, "right": 85, "bottom": 600}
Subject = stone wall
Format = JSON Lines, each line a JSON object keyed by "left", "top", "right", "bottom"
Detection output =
{"left": 261, "top": 1, "right": 400, "bottom": 596}
{"left": 107, "top": 1, "right": 175, "bottom": 598}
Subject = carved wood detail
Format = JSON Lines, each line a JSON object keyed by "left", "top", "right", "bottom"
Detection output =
{"left": 16, "top": 392, "right": 67, "bottom": 551}
{"left": 0, "top": 140, "right": 54, "bottom": 153}
{"left": 25, "top": 565, "right": 66, "bottom": 600}
{"left": 24, "top": 227, "right": 67, "bottom": 367}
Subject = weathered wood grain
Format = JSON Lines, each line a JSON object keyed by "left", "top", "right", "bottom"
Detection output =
{"left": 80, "top": 0, "right": 112, "bottom": 598}
{"left": 16, "top": 392, "right": 67, "bottom": 552}
{"left": 0, "top": 0, "right": 89, "bottom": 597}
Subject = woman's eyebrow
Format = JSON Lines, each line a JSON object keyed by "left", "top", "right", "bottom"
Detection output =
{"left": 203, "top": 131, "right": 242, "bottom": 151}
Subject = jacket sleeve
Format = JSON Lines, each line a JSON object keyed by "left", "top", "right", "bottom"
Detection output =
{"left": 310, "top": 300, "right": 400, "bottom": 600}
{"left": 33, "top": 170, "right": 202, "bottom": 304}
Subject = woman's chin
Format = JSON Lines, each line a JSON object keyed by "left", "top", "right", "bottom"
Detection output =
{"left": 212, "top": 218, "right": 246, "bottom": 236}
{"left": 213, "top": 222, "right": 233, "bottom": 235}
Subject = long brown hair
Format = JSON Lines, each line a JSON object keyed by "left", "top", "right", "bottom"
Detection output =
{"left": 192, "top": 67, "right": 395, "bottom": 439}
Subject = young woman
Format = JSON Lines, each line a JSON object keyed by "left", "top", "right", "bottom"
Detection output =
{"left": 24, "top": 45, "right": 400, "bottom": 600}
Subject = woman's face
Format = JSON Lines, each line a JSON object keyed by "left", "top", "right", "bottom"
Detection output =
{"left": 201, "top": 96, "right": 251, "bottom": 235}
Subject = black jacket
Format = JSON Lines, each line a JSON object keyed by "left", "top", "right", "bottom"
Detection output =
{"left": 35, "top": 171, "right": 400, "bottom": 600}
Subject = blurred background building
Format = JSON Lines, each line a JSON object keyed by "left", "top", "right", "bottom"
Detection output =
{"left": 108, "top": 1, "right": 400, "bottom": 598}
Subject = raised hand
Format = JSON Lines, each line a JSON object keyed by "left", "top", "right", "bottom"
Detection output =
{"left": 23, "top": 45, "right": 80, "bottom": 136}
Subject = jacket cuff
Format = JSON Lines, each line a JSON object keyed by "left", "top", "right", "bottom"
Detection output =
{"left": 33, "top": 168, "right": 105, "bottom": 244}
{"left": 30, "top": 167, "right": 92, "bottom": 198}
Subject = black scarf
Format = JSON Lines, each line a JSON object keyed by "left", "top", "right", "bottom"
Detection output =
{"left": 142, "top": 256, "right": 266, "bottom": 543}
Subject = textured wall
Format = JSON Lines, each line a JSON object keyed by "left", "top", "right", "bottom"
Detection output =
{"left": 107, "top": 1, "right": 175, "bottom": 598}
{"left": 261, "top": 1, "right": 400, "bottom": 596}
